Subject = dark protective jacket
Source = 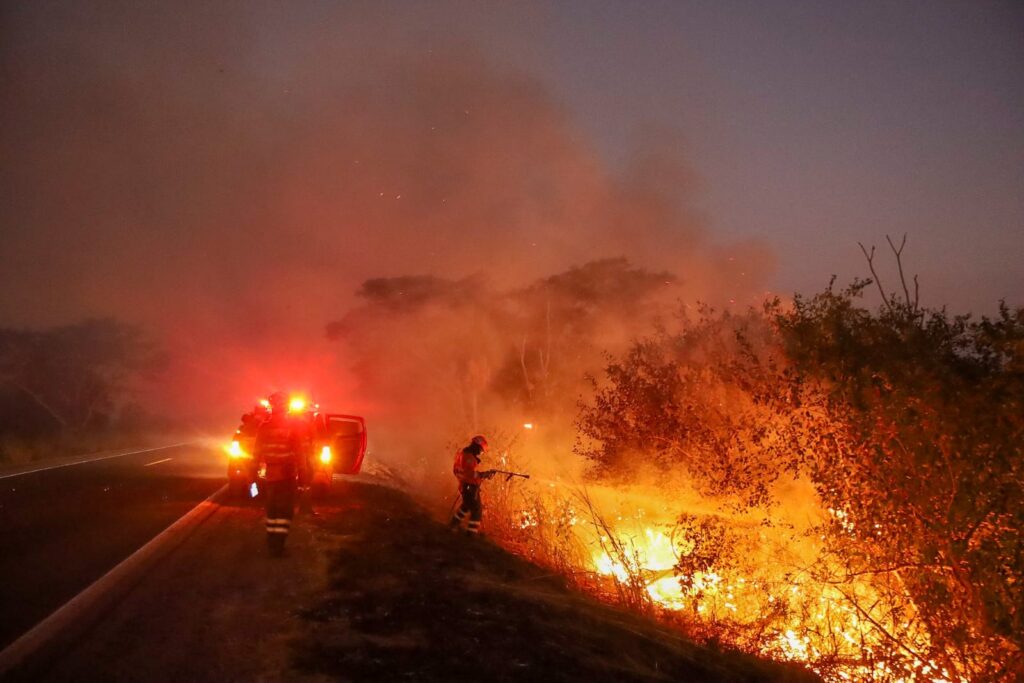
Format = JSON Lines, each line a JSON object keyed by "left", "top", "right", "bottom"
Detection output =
{"left": 254, "top": 413, "right": 306, "bottom": 483}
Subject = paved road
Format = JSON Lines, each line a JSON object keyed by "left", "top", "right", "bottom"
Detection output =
{"left": 0, "top": 443, "right": 224, "bottom": 649}
{"left": 24, "top": 478, "right": 817, "bottom": 683}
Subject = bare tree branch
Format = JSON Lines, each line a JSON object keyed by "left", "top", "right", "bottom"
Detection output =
{"left": 885, "top": 233, "right": 915, "bottom": 311}
{"left": 858, "top": 242, "right": 893, "bottom": 311}
{"left": 836, "top": 586, "right": 928, "bottom": 664}
{"left": 4, "top": 380, "right": 68, "bottom": 429}
{"left": 542, "top": 298, "right": 552, "bottom": 379}
{"left": 519, "top": 335, "right": 533, "bottom": 400}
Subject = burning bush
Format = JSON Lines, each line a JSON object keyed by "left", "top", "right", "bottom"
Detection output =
{"left": 332, "top": 251, "right": 1021, "bottom": 681}
{"left": 780, "top": 282, "right": 1024, "bottom": 680}
{"left": 575, "top": 280, "right": 1023, "bottom": 681}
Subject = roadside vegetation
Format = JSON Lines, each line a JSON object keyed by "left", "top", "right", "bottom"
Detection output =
{"left": 0, "top": 318, "right": 167, "bottom": 465}
{"left": 569, "top": 284, "right": 1022, "bottom": 681}
{"left": 334, "top": 243, "right": 1023, "bottom": 682}
{"left": 295, "top": 480, "right": 817, "bottom": 683}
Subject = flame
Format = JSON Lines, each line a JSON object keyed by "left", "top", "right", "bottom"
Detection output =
{"left": 586, "top": 520, "right": 962, "bottom": 683}
{"left": 499, "top": 477, "right": 967, "bottom": 683}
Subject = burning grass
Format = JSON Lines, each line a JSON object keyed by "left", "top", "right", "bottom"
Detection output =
{"left": 416, "top": 285, "right": 1022, "bottom": 682}
{"left": 338, "top": 256, "right": 1022, "bottom": 681}
{"left": 486, "top": 470, "right": 967, "bottom": 683}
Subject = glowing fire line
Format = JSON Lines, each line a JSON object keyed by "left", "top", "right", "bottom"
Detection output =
{"left": 588, "top": 523, "right": 962, "bottom": 683}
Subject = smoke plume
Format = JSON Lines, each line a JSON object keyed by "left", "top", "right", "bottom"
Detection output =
{"left": 0, "top": 1, "right": 772, "bottom": 424}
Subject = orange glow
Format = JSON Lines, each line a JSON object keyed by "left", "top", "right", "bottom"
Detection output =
{"left": 497, "top": 479, "right": 966, "bottom": 683}
{"left": 259, "top": 398, "right": 271, "bottom": 409}
{"left": 288, "top": 397, "right": 307, "bottom": 412}
{"left": 320, "top": 445, "right": 332, "bottom": 464}
{"left": 582, "top": 505, "right": 958, "bottom": 682}
{"left": 523, "top": 422, "right": 534, "bottom": 430}
{"left": 226, "top": 440, "right": 245, "bottom": 458}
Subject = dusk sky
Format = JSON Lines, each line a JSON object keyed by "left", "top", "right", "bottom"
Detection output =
{"left": 2, "top": 0, "right": 1021, "bottom": 339}
{"left": 537, "top": 1, "right": 1024, "bottom": 311}
{"left": 401, "top": 0, "right": 1024, "bottom": 312}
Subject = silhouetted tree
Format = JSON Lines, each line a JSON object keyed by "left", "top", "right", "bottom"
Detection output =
{"left": 0, "top": 318, "right": 160, "bottom": 434}
{"left": 328, "top": 259, "right": 677, "bottom": 433}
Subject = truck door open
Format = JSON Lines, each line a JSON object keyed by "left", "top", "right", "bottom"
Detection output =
{"left": 323, "top": 414, "right": 367, "bottom": 475}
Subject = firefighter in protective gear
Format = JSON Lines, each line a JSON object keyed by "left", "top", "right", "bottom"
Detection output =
{"left": 237, "top": 402, "right": 269, "bottom": 440}
{"left": 253, "top": 392, "right": 307, "bottom": 556}
{"left": 449, "top": 435, "right": 494, "bottom": 535}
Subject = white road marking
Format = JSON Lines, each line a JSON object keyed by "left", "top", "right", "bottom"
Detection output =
{"left": 0, "top": 484, "right": 227, "bottom": 676}
{"left": 0, "top": 443, "right": 192, "bottom": 480}
{"left": 143, "top": 458, "right": 173, "bottom": 467}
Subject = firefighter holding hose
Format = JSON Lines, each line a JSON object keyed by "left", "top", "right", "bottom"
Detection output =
{"left": 449, "top": 435, "right": 495, "bottom": 536}
{"left": 253, "top": 391, "right": 307, "bottom": 556}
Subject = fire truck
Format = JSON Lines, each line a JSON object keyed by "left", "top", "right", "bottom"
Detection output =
{"left": 226, "top": 396, "right": 367, "bottom": 498}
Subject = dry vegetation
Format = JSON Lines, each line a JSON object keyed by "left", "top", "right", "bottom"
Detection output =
{"left": 336, "top": 248, "right": 1022, "bottom": 682}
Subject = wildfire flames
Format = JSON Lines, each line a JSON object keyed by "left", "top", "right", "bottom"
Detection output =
{"left": 590, "top": 522, "right": 958, "bottom": 682}
{"left": 492, "top": 475, "right": 965, "bottom": 683}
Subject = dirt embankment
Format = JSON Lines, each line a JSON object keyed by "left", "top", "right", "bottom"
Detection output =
{"left": 13, "top": 477, "right": 817, "bottom": 683}
{"left": 294, "top": 481, "right": 816, "bottom": 683}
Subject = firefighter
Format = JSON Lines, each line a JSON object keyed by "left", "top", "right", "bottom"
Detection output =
{"left": 237, "top": 402, "right": 269, "bottom": 440}
{"left": 448, "top": 435, "right": 495, "bottom": 536}
{"left": 253, "top": 391, "right": 306, "bottom": 556}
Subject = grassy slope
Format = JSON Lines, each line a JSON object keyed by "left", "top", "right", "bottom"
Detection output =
{"left": 23, "top": 477, "right": 818, "bottom": 682}
{"left": 294, "top": 481, "right": 818, "bottom": 683}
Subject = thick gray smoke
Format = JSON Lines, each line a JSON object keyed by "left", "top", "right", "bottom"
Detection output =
{"left": 0, "top": 1, "right": 772, "bottom": 424}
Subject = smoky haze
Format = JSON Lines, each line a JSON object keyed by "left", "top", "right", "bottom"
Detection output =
{"left": 0, "top": 2, "right": 772, "bottom": 424}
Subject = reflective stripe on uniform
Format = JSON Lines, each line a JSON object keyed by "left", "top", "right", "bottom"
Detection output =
{"left": 266, "top": 517, "right": 291, "bottom": 533}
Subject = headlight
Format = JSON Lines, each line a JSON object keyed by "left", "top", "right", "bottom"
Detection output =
{"left": 320, "top": 445, "right": 332, "bottom": 464}
{"left": 228, "top": 440, "right": 245, "bottom": 458}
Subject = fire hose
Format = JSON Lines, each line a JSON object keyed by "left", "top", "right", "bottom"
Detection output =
{"left": 482, "top": 469, "right": 531, "bottom": 481}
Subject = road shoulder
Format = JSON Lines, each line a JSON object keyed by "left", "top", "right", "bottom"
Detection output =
{"left": 9, "top": 493, "right": 332, "bottom": 683}
{"left": 11, "top": 478, "right": 816, "bottom": 683}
